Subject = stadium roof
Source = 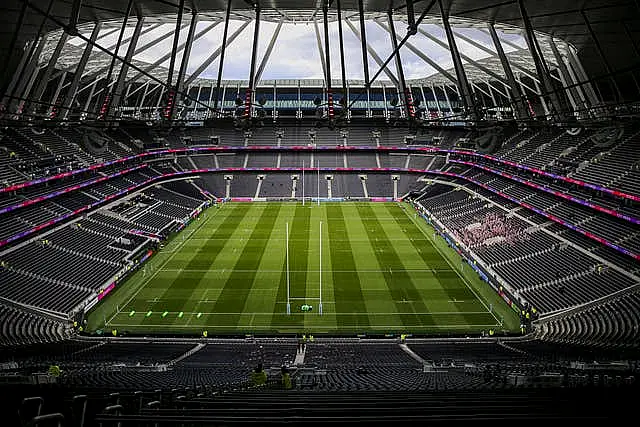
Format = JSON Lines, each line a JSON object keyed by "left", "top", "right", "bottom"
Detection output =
{"left": 43, "top": 14, "right": 560, "bottom": 88}
{"left": 2, "top": 0, "right": 637, "bottom": 80}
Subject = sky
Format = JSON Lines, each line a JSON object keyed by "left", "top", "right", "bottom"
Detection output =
{"left": 67, "top": 19, "right": 528, "bottom": 83}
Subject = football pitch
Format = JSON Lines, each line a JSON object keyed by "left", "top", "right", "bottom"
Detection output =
{"left": 88, "top": 202, "right": 520, "bottom": 336}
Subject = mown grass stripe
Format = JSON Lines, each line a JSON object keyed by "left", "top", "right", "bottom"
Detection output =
{"left": 271, "top": 203, "right": 311, "bottom": 328}
{"left": 327, "top": 204, "right": 370, "bottom": 329}
{"left": 385, "top": 203, "right": 490, "bottom": 326}
{"left": 355, "top": 203, "right": 433, "bottom": 328}
{"left": 139, "top": 204, "right": 250, "bottom": 318}
{"left": 210, "top": 204, "right": 283, "bottom": 327}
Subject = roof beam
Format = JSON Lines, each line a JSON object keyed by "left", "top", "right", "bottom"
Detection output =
{"left": 71, "top": 23, "right": 185, "bottom": 88}
{"left": 450, "top": 27, "right": 540, "bottom": 83}
{"left": 173, "top": 10, "right": 200, "bottom": 113}
{"left": 357, "top": 0, "right": 370, "bottom": 85}
{"left": 345, "top": 19, "right": 399, "bottom": 87}
{"left": 255, "top": 19, "right": 284, "bottom": 85}
{"left": 108, "top": 16, "right": 146, "bottom": 118}
{"left": 518, "top": 0, "right": 565, "bottom": 118}
{"left": 184, "top": 20, "right": 251, "bottom": 87}
{"left": 487, "top": 23, "right": 529, "bottom": 119}
{"left": 314, "top": 19, "right": 328, "bottom": 87}
{"left": 29, "top": 31, "right": 69, "bottom": 115}
{"left": 374, "top": 19, "right": 458, "bottom": 86}
{"left": 417, "top": 26, "right": 510, "bottom": 88}
{"left": 244, "top": 4, "right": 261, "bottom": 118}
{"left": 133, "top": 23, "right": 189, "bottom": 56}
{"left": 437, "top": 0, "right": 476, "bottom": 118}
{"left": 387, "top": 10, "right": 414, "bottom": 118}
{"left": 213, "top": 0, "right": 233, "bottom": 112}
{"left": 128, "top": 21, "right": 220, "bottom": 85}
{"left": 336, "top": 0, "right": 348, "bottom": 97}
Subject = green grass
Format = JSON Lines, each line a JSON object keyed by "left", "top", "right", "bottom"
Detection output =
{"left": 87, "top": 202, "right": 520, "bottom": 336}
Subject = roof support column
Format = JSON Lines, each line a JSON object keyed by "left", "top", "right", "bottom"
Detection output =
{"left": 347, "top": 2, "right": 431, "bottom": 111}
{"left": 345, "top": 20, "right": 399, "bottom": 86}
{"left": 438, "top": 0, "right": 475, "bottom": 120}
{"left": 487, "top": 23, "right": 528, "bottom": 120}
{"left": 485, "top": 79, "right": 497, "bottom": 106}
{"left": 155, "top": 86, "right": 165, "bottom": 119}
{"left": 336, "top": 0, "right": 348, "bottom": 107}
{"left": 192, "top": 85, "right": 202, "bottom": 116}
{"left": 163, "top": 0, "right": 186, "bottom": 120}
{"left": 173, "top": 10, "right": 199, "bottom": 114}
{"left": 60, "top": 22, "right": 102, "bottom": 119}
{"left": 29, "top": 32, "right": 68, "bottom": 116}
{"left": 549, "top": 39, "right": 583, "bottom": 114}
{"left": 245, "top": 5, "right": 261, "bottom": 118}
{"left": 418, "top": 85, "right": 426, "bottom": 115}
{"left": 136, "top": 81, "right": 150, "bottom": 116}
{"left": 431, "top": 84, "right": 441, "bottom": 117}
{"left": 48, "top": 71, "right": 67, "bottom": 118}
{"left": 213, "top": 0, "right": 232, "bottom": 114}
{"left": 207, "top": 82, "right": 215, "bottom": 116}
{"left": 97, "top": 0, "right": 133, "bottom": 120}
{"left": 107, "top": 16, "right": 146, "bottom": 119}
{"left": 83, "top": 77, "right": 99, "bottom": 118}
{"left": 566, "top": 46, "right": 600, "bottom": 107}
{"left": 563, "top": 52, "right": 590, "bottom": 110}
{"left": 365, "top": 86, "right": 370, "bottom": 117}
{"left": 375, "top": 20, "right": 457, "bottom": 86}
{"left": 357, "top": 0, "right": 370, "bottom": 86}
{"left": 387, "top": 11, "right": 415, "bottom": 119}
{"left": 517, "top": 0, "right": 564, "bottom": 119}
{"left": 533, "top": 77, "right": 550, "bottom": 117}
{"left": 2, "top": 40, "right": 32, "bottom": 112}
{"left": 14, "top": 37, "right": 48, "bottom": 114}
{"left": 442, "top": 85, "right": 453, "bottom": 115}
{"left": 323, "top": 3, "right": 334, "bottom": 120}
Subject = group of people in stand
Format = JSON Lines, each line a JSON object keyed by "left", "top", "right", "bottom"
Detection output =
{"left": 456, "top": 211, "right": 528, "bottom": 248}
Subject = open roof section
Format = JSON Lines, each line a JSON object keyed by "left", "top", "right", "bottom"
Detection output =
{"left": 45, "top": 13, "right": 542, "bottom": 86}
{"left": 1, "top": 0, "right": 637, "bottom": 79}
{"left": 1, "top": 0, "right": 637, "bottom": 122}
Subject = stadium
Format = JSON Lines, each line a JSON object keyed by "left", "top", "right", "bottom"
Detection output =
{"left": 0, "top": 0, "right": 639, "bottom": 424}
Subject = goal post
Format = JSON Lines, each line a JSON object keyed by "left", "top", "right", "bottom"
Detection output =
{"left": 285, "top": 220, "right": 323, "bottom": 316}
{"left": 286, "top": 222, "right": 291, "bottom": 315}
{"left": 319, "top": 220, "right": 323, "bottom": 315}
